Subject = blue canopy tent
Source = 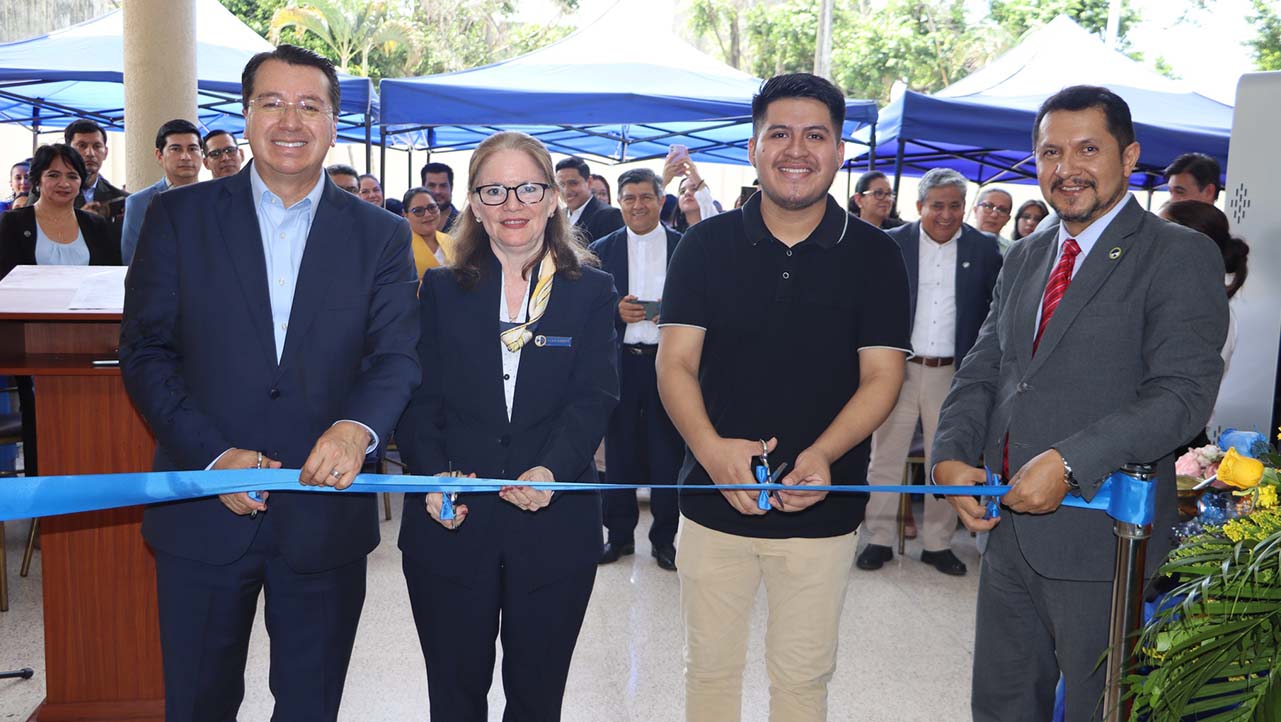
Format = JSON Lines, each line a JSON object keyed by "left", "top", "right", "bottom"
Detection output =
{"left": 848, "top": 16, "right": 1232, "bottom": 195}
{"left": 378, "top": 6, "right": 877, "bottom": 167}
{"left": 0, "top": 0, "right": 381, "bottom": 160}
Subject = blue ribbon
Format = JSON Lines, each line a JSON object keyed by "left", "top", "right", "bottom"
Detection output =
{"left": 0, "top": 468, "right": 1159, "bottom": 524}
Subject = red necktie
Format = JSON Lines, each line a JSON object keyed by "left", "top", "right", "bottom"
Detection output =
{"left": 1003, "top": 238, "right": 1082, "bottom": 477}
{"left": 1033, "top": 238, "right": 1081, "bottom": 354}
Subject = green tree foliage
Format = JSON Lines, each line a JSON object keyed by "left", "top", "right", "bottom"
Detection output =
{"left": 268, "top": 0, "right": 416, "bottom": 79}
{"left": 989, "top": 0, "right": 1142, "bottom": 47}
{"left": 1248, "top": 0, "right": 1281, "bottom": 71}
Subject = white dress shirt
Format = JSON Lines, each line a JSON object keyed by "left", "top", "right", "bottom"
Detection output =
{"left": 910, "top": 225, "right": 960, "bottom": 358}
{"left": 623, "top": 224, "right": 666, "bottom": 345}
{"left": 567, "top": 198, "right": 589, "bottom": 225}
{"left": 499, "top": 273, "right": 532, "bottom": 421}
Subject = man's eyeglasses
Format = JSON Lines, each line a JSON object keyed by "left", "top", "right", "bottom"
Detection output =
{"left": 976, "top": 201, "right": 1012, "bottom": 215}
{"left": 206, "top": 147, "right": 241, "bottom": 160}
{"left": 248, "top": 97, "right": 334, "bottom": 121}
{"left": 473, "top": 182, "right": 550, "bottom": 206}
{"left": 407, "top": 204, "right": 440, "bottom": 217}
{"left": 861, "top": 189, "right": 894, "bottom": 200}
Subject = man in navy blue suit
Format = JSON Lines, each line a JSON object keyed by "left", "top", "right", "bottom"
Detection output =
{"left": 119, "top": 45, "right": 420, "bottom": 722}
{"left": 857, "top": 168, "right": 1002, "bottom": 576}
{"left": 589, "top": 168, "right": 683, "bottom": 570}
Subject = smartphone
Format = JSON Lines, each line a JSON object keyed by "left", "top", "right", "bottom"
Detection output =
{"left": 106, "top": 196, "right": 127, "bottom": 218}
{"left": 668, "top": 144, "right": 689, "bottom": 163}
{"left": 639, "top": 300, "right": 661, "bottom": 319}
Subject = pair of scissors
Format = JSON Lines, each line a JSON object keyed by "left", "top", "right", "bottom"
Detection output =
{"left": 982, "top": 465, "right": 1002, "bottom": 521}
{"left": 754, "top": 440, "right": 789, "bottom": 511}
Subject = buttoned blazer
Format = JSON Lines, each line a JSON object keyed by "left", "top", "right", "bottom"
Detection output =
{"left": 932, "top": 197, "right": 1228, "bottom": 581}
{"left": 120, "top": 177, "right": 169, "bottom": 264}
{"left": 573, "top": 195, "right": 625, "bottom": 243}
{"left": 119, "top": 164, "right": 421, "bottom": 573}
{"left": 589, "top": 225, "right": 682, "bottom": 342}
{"left": 396, "top": 255, "right": 620, "bottom": 590}
{"left": 0, "top": 205, "right": 122, "bottom": 279}
{"left": 886, "top": 221, "right": 1002, "bottom": 361}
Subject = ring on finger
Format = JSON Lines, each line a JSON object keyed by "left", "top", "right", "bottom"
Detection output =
{"left": 329, "top": 469, "right": 342, "bottom": 479}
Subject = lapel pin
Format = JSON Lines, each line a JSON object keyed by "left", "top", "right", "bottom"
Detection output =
{"left": 962, "top": 261, "right": 971, "bottom": 268}
{"left": 23, "top": 230, "right": 31, "bottom": 237}
{"left": 1109, "top": 247, "right": 1122, "bottom": 260}
{"left": 534, "top": 335, "right": 547, "bottom": 347}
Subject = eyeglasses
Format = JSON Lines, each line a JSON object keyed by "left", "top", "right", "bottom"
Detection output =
{"left": 407, "top": 204, "right": 440, "bottom": 217}
{"left": 861, "top": 189, "right": 894, "bottom": 200}
{"left": 976, "top": 201, "right": 1012, "bottom": 215}
{"left": 205, "top": 147, "right": 241, "bottom": 159}
{"left": 473, "top": 182, "right": 550, "bottom": 206}
{"left": 248, "top": 97, "right": 334, "bottom": 121}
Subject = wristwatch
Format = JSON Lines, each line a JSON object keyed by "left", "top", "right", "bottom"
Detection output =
{"left": 1055, "top": 449, "right": 1080, "bottom": 490}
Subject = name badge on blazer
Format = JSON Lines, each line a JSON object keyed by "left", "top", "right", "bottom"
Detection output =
{"left": 534, "top": 334, "right": 572, "bottom": 348}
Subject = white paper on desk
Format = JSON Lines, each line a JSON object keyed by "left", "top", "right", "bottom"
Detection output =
{"left": 0, "top": 265, "right": 93, "bottom": 289}
{"left": 67, "top": 267, "right": 128, "bottom": 310}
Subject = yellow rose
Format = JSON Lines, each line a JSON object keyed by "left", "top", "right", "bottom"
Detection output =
{"left": 1218, "top": 448, "right": 1265, "bottom": 490}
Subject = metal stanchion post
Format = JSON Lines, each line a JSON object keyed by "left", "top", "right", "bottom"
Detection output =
{"left": 1102, "top": 462, "right": 1154, "bottom": 722}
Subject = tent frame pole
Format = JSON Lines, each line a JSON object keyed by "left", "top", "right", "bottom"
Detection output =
{"left": 891, "top": 138, "right": 905, "bottom": 216}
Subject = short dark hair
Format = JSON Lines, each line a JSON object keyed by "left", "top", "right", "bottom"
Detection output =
{"left": 420, "top": 161, "right": 454, "bottom": 186}
{"left": 1033, "top": 85, "right": 1135, "bottom": 150}
{"left": 325, "top": 163, "right": 359, "bottom": 178}
{"left": 1164, "top": 152, "right": 1222, "bottom": 197}
{"left": 401, "top": 186, "right": 434, "bottom": 209}
{"left": 63, "top": 119, "right": 107, "bottom": 145}
{"left": 29, "top": 144, "right": 88, "bottom": 194}
{"left": 555, "top": 156, "right": 590, "bottom": 182}
{"left": 751, "top": 73, "right": 845, "bottom": 138}
{"left": 201, "top": 129, "right": 234, "bottom": 152}
{"left": 357, "top": 173, "right": 381, "bottom": 187}
{"left": 616, "top": 168, "right": 661, "bottom": 197}
{"left": 154, "top": 119, "right": 201, "bottom": 151}
{"left": 242, "top": 44, "right": 340, "bottom": 117}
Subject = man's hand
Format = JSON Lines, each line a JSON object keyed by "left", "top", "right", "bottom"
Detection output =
{"left": 774, "top": 446, "right": 831, "bottom": 511}
{"left": 696, "top": 436, "right": 777, "bottom": 516}
{"left": 425, "top": 472, "right": 475, "bottom": 529}
{"left": 619, "top": 294, "right": 647, "bottom": 324}
{"left": 300, "top": 421, "right": 370, "bottom": 490}
{"left": 934, "top": 460, "right": 998, "bottom": 532}
{"left": 81, "top": 200, "right": 112, "bottom": 219}
{"left": 213, "top": 448, "right": 282, "bottom": 515}
{"left": 499, "top": 466, "right": 555, "bottom": 512}
{"left": 1003, "top": 449, "right": 1070, "bottom": 514}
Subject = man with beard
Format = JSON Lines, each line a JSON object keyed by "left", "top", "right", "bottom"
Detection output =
{"left": 658, "top": 73, "right": 911, "bottom": 721}
{"left": 121, "top": 118, "right": 203, "bottom": 263}
{"left": 932, "top": 85, "right": 1228, "bottom": 721}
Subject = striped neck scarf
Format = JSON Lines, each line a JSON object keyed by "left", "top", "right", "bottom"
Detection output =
{"left": 500, "top": 252, "right": 556, "bottom": 352}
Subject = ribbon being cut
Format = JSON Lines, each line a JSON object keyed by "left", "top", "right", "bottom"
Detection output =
{"left": 0, "top": 467, "right": 1157, "bottom": 525}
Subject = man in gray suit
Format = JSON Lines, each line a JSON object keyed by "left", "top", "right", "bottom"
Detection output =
{"left": 932, "top": 85, "right": 1228, "bottom": 721}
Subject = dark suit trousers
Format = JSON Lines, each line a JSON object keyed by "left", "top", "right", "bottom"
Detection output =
{"left": 601, "top": 349, "right": 682, "bottom": 547}
{"left": 973, "top": 518, "right": 1112, "bottom": 722}
{"left": 402, "top": 556, "right": 596, "bottom": 722}
{"left": 153, "top": 511, "right": 367, "bottom": 722}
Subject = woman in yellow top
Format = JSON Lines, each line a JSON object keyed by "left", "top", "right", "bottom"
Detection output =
{"left": 402, "top": 186, "right": 454, "bottom": 279}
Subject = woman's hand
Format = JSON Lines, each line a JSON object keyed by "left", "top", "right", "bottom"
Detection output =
{"left": 424, "top": 471, "right": 474, "bottom": 529}
{"left": 499, "top": 466, "right": 555, "bottom": 512}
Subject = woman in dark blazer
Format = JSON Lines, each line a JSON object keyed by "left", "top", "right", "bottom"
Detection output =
{"left": 0, "top": 144, "right": 121, "bottom": 280}
{"left": 396, "top": 130, "right": 619, "bottom": 722}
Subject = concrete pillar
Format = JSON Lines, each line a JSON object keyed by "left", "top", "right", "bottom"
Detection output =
{"left": 123, "top": 0, "right": 197, "bottom": 191}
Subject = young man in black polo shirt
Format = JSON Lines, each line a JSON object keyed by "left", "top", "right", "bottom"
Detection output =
{"left": 657, "top": 73, "right": 912, "bottom": 721}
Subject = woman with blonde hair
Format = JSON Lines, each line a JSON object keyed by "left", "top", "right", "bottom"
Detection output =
{"left": 396, "top": 130, "right": 619, "bottom": 721}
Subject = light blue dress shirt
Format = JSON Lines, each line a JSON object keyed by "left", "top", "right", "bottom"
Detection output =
{"left": 35, "top": 223, "right": 91, "bottom": 266}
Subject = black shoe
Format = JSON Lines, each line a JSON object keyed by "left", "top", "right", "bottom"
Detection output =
{"left": 856, "top": 544, "right": 893, "bottom": 570}
{"left": 599, "top": 541, "right": 635, "bottom": 565}
{"left": 652, "top": 544, "right": 678, "bottom": 571}
{"left": 921, "top": 549, "right": 968, "bottom": 576}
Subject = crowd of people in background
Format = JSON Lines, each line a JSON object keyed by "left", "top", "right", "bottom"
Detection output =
{"left": 0, "top": 43, "right": 1256, "bottom": 722}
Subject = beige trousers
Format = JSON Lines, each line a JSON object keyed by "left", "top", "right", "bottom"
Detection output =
{"left": 862, "top": 361, "right": 960, "bottom": 551}
{"left": 676, "top": 517, "right": 858, "bottom": 722}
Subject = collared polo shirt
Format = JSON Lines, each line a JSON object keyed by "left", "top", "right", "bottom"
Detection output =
{"left": 660, "top": 192, "right": 912, "bottom": 538}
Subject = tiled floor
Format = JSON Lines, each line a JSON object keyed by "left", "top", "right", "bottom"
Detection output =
{"left": 0, "top": 498, "right": 980, "bottom": 721}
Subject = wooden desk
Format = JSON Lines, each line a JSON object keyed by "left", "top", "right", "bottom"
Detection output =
{"left": 1, "top": 267, "right": 163, "bottom": 722}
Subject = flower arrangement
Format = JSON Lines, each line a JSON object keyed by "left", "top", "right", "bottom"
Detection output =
{"left": 1126, "top": 428, "right": 1281, "bottom": 720}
